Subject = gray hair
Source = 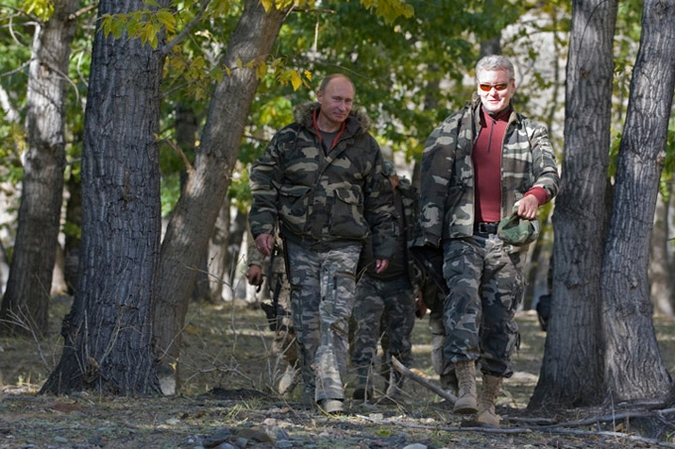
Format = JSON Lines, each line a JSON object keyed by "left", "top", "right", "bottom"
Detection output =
{"left": 476, "top": 55, "right": 515, "bottom": 80}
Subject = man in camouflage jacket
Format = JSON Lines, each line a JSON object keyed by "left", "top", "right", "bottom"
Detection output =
{"left": 249, "top": 74, "right": 396, "bottom": 414}
{"left": 416, "top": 55, "right": 559, "bottom": 426}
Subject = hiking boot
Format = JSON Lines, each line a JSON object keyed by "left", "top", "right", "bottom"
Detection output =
{"left": 477, "top": 374, "right": 503, "bottom": 427}
{"left": 453, "top": 360, "right": 477, "bottom": 414}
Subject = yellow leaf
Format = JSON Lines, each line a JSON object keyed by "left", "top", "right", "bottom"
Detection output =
{"left": 260, "top": 0, "right": 272, "bottom": 12}
{"left": 290, "top": 71, "right": 302, "bottom": 91}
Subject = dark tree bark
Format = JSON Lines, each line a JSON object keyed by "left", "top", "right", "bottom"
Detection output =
{"left": 153, "top": 0, "right": 290, "bottom": 390}
{"left": 651, "top": 187, "right": 674, "bottom": 317}
{"left": 529, "top": 0, "right": 618, "bottom": 410}
{"left": 41, "top": 0, "right": 168, "bottom": 395}
{"left": 601, "top": 0, "right": 675, "bottom": 403}
{"left": 0, "top": 0, "right": 78, "bottom": 337}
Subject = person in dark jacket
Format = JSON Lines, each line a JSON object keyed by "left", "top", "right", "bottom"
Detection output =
{"left": 249, "top": 74, "right": 396, "bottom": 415}
{"left": 351, "top": 161, "right": 421, "bottom": 401}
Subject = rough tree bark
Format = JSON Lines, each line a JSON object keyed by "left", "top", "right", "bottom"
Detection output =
{"left": 529, "top": 0, "right": 618, "bottom": 410}
{"left": 0, "top": 0, "right": 78, "bottom": 338}
{"left": 650, "top": 187, "right": 674, "bottom": 317}
{"left": 41, "top": 0, "right": 168, "bottom": 395}
{"left": 153, "top": 0, "right": 291, "bottom": 391}
{"left": 600, "top": 0, "right": 675, "bottom": 403}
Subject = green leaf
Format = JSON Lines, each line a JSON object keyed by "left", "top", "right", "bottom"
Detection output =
{"left": 156, "top": 9, "right": 176, "bottom": 34}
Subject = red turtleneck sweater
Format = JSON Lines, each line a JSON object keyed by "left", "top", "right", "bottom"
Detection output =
{"left": 473, "top": 106, "right": 547, "bottom": 223}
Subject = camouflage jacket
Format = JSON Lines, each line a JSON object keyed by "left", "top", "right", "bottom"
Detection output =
{"left": 418, "top": 95, "right": 559, "bottom": 247}
{"left": 359, "top": 177, "right": 421, "bottom": 289}
{"left": 249, "top": 102, "right": 397, "bottom": 259}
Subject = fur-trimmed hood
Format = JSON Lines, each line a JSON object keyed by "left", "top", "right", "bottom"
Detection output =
{"left": 293, "top": 101, "right": 372, "bottom": 132}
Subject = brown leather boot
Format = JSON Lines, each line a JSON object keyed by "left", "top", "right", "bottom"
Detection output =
{"left": 453, "top": 360, "right": 478, "bottom": 414}
{"left": 477, "top": 374, "right": 503, "bottom": 427}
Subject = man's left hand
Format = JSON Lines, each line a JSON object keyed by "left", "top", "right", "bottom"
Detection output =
{"left": 517, "top": 195, "right": 539, "bottom": 220}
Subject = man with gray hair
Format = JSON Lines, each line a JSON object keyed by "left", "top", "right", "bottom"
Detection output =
{"left": 414, "top": 55, "right": 559, "bottom": 426}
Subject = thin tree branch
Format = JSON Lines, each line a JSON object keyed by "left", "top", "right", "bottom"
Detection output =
{"left": 161, "top": 0, "right": 212, "bottom": 56}
{"left": 391, "top": 355, "right": 457, "bottom": 404}
{"left": 163, "top": 138, "right": 194, "bottom": 173}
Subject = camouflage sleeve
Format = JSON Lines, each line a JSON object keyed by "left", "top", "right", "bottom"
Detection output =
{"left": 418, "top": 118, "right": 458, "bottom": 247}
{"left": 246, "top": 229, "right": 265, "bottom": 267}
{"left": 363, "top": 137, "right": 397, "bottom": 260}
{"left": 528, "top": 123, "right": 560, "bottom": 202}
{"left": 249, "top": 131, "right": 286, "bottom": 239}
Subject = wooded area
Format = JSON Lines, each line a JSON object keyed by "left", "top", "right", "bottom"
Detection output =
{"left": 0, "top": 0, "right": 674, "bottom": 415}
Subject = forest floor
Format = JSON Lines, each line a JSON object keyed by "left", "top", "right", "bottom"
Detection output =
{"left": 1, "top": 295, "right": 675, "bottom": 449}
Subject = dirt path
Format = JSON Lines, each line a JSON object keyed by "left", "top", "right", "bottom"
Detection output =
{"left": 1, "top": 299, "right": 674, "bottom": 448}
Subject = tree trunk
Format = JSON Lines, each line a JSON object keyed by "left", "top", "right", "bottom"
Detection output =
{"left": 651, "top": 188, "right": 674, "bottom": 317}
{"left": 51, "top": 242, "right": 68, "bottom": 295}
{"left": 173, "top": 102, "right": 211, "bottom": 302}
{"left": 221, "top": 208, "right": 248, "bottom": 302}
{"left": 0, "top": 0, "right": 78, "bottom": 338}
{"left": 41, "top": 0, "right": 167, "bottom": 395}
{"left": 153, "top": 0, "right": 290, "bottom": 390}
{"left": 199, "top": 201, "right": 256, "bottom": 305}
{"left": 601, "top": 0, "right": 675, "bottom": 403}
{"left": 206, "top": 200, "right": 231, "bottom": 302}
{"left": 529, "top": 0, "right": 617, "bottom": 410}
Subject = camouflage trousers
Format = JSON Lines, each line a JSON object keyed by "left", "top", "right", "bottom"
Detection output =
{"left": 351, "top": 275, "right": 415, "bottom": 388}
{"left": 441, "top": 234, "right": 525, "bottom": 378}
{"left": 285, "top": 240, "right": 361, "bottom": 402}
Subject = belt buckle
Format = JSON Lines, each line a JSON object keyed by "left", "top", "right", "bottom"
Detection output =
{"left": 477, "top": 222, "right": 497, "bottom": 234}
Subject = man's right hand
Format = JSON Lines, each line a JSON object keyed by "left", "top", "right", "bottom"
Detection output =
{"left": 255, "top": 233, "right": 275, "bottom": 257}
{"left": 247, "top": 264, "right": 264, "bottom": 286}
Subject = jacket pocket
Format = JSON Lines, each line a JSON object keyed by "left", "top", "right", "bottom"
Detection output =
{"left": 279, "top": 185, "right": 311, "bottom": 235}
{"left": 329, "top": 187, "right": 368, "bottom": 239}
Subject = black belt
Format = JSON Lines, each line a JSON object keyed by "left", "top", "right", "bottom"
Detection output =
{"left": 474, "top": 222, "right": 499, "bottom": 234}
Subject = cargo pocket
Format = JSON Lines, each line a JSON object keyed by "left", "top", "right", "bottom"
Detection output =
{"left": 329, "top": 187, "right": 367, "bottom": 239}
